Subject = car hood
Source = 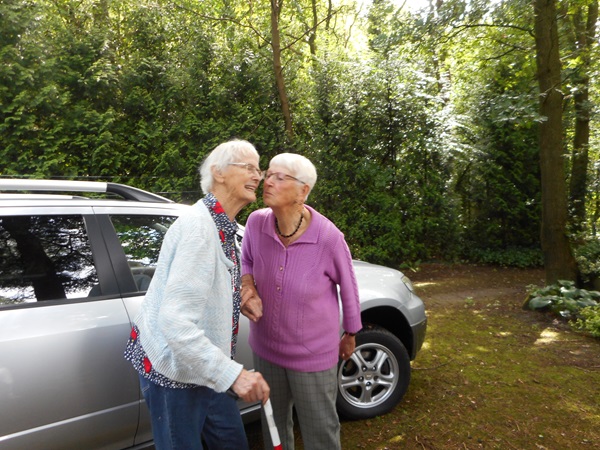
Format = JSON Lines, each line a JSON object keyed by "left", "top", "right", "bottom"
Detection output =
{"left": 351, "top": 260, "right": 414, "bottom": 304}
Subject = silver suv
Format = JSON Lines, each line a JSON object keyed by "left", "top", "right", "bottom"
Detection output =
{"left": 0, "top": 179, "right": 426, "bottom": 450}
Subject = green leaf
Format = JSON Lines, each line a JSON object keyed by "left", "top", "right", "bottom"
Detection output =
{"left": 528, "top": 297, "right": 553, "bottom": 310}
{"left": 577, "top": 298, "right": 599, "bottom": 308}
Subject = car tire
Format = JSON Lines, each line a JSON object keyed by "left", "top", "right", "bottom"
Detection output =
{"left": 336, "top": 325, "right": 411, "bottom": 420}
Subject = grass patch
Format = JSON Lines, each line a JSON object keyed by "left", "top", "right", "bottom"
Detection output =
{"left": 340, "top": 298, "right": 600, "bottom": 449}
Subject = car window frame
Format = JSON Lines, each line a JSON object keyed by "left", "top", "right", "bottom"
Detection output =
{"left": 91, "top": 204, "right": 189, "bottom": 298}
{"left": 0, "top": 205, "right": 121, "bottom": 310}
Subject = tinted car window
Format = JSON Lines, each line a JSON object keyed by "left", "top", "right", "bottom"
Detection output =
{"left": 0, "top": 215, "right": 99, "bottom": 306}
{"left": 109, "top": 215, "right": 177, "bottom": 293}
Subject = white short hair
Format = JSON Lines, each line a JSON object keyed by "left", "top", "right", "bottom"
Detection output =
{"left": 269, "top": 153, "right": 317, "bottom": 198}
{"left": 199, "top": 139, "right": 259, "bottom": 194}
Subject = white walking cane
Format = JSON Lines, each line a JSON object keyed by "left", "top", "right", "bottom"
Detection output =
{"left": 263, "top": 399, "right": 282, "bottom": 450}
{"left": 227, "top": 389, "right": 281, "bottom": 449}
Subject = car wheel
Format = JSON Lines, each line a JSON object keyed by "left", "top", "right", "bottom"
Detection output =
{"left": 336, "top": 325, "right": 411, "bottom": 420}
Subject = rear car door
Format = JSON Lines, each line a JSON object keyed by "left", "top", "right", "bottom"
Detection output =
{"left": 93, "top": 205, "right": 184, "bottom": 445}
{"left": 0, "top": 205, "right": 141, "bottom": 449}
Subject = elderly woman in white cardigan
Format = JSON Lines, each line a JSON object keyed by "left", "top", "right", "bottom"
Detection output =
{"left": 125, "top": 139, "right": 269, "bottom": 450}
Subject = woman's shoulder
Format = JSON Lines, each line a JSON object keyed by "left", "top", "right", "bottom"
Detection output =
{"left": 170, "top": 201, "right": 214, "bottom": 236}
{"left": 247, "top": 207, "right": 272, "bottom": 222}
{"left": 172, "top": 200, "right": 208, "bottom": 217}
{"left": 245, "top": 208, "right": 273, "bottom": 239}
{"left": 307, "top": 206, "right": 341, "bottom": 233}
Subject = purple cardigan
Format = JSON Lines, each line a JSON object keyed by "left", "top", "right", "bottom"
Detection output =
{"left": 241, "top": 206, "right": 362, "bottom": 372}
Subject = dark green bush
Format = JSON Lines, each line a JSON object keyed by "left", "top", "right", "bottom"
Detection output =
{"left": 466, "top": 247, "right": 543, "bottom": 268}
{"left": 574, "top": 238, "right": 600, "bottom": 284}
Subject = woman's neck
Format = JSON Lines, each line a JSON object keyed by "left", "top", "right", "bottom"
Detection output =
{"left": 272, "top": 205, "right": 309, "bottom": 239}
{"left": 211, "top": 191, "right": 245, "bottom": 222}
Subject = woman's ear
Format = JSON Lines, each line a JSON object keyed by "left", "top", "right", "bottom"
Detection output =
{"left": 212, "top": 165, "right": 226, "bottom": 184}
{"left": 300, "top": 183, "right": 310, "bottom": 201}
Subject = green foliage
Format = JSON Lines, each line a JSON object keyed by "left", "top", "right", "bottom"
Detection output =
{"left": 448, "top": 4, "right": 542, "bottom": 258}
{"left": 1, "top": 0, "right": 598, "bottom": 269}
{"left": 525, "top": 280, "right": 600, "bottom": 338}
{"left": 0, "top": 0, "right": 283, "bottom": 203}
{"left": 304, "top": 51, "right": 459, "bottom": 267}
{"left": 574, "top": 238, "right": 600, "bottom": 283}
{"left": 467, "top": 247, "right": 544, "bottom": 268}
{"left": 572, "top": 306, "right": 600, "bottom": 338}
{"left": 525, "top": 280, "right": 600, "bottom": 316}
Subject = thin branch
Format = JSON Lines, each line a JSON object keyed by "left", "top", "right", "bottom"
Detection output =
{"left": 171, "top": 2, "right": 270, "bottom": 46}
{"left": 280, "top": 12, "right": 338, "bottom": 51}
{"left": 448, "top": 22, "right": 535, "bottom": 40}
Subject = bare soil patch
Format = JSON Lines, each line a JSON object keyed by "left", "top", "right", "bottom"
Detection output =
{"left": 409, "top": 262, "right": 546, "bottom": 307}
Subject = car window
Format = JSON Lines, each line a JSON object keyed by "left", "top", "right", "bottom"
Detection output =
{"left": 0, "top": 215, "right": 99, "bottom": 306}
{"left": 109, "top": 215, "right": 177, "bottom": 293}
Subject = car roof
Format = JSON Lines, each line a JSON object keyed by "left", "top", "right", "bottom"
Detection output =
{"left": 0, "top": 179, "right": 173, "bottom": 203}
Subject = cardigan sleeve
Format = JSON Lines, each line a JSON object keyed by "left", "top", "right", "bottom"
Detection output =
{"left": 241, "top": 211, "right": 260, "bottom": 277}
{"left": 331, "top": 232, "right": 363, "bottom": 335}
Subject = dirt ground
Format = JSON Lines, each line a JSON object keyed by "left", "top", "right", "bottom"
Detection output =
{"left": 408, "top": 262, "right": 547, "bottom": 307}
{"left": 409, "top": 262, "right": 600, "bottom": 371}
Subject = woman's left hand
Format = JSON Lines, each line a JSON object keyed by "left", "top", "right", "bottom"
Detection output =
{"left": 241, "top": 274, "right": 263, "bottom": 322}
{"left": 241, "top": 292, "right": 263, "bottom": 322}
{"left": 339, "top": 333, "right": 356, "bottom": 361}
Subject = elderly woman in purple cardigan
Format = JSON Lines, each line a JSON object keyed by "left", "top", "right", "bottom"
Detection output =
{"left": 241, "top": 153, "right": 362, "bottom": 450}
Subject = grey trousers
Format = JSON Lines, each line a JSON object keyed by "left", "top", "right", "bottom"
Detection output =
{"left": 254, "top": 355, "right": 341, "bottom": 450}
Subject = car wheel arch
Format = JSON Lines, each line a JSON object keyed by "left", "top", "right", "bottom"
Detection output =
{"left": 360, "top": 305, "right": 415, "bottom": 360}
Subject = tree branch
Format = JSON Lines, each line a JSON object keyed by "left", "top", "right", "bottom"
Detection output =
{"left": 171, "top": 2, "right": 270, "bottom": 46}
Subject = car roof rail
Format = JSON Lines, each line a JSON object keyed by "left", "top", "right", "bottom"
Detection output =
{"left": 0, "top": 179, "right": 173, "bottom": 203}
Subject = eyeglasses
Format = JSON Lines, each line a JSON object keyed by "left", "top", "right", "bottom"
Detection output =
{"left": 263, "top": 171, "right": 306, "bottom": 185}
{"left": 228, "top": 163, "right": 264, "bottom": 180}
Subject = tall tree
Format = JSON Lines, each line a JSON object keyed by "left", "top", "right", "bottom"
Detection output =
{"left": 566, "top": 0, "right": 599, "bottom": 234}
{"left": 533, "top": 0, "right": 578, "bottom": 283}
{"left": 270, "top": 0, "right": 294, "bottom": 141}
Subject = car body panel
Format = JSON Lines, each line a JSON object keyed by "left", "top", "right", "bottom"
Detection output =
{"left": 351, "top": 261, "right": 427, "bottom": 357}
{"left": 0, "top": 300, "right": 139, "bottom": 450}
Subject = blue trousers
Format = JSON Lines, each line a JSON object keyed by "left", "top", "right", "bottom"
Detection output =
{"left": 139, "top": 375, "right": 249, "bottom": 450}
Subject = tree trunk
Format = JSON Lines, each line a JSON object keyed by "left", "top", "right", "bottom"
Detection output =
{"left": 533, "top": 0, "right": 578, "bottom": 284}
{"left": 271, "top": 0, "right": 294, "bottom": 142}
{"left": 593, "top": 164, "right": 600, "bottom": 236}
{"left": 308, "top": 0, "right": 317, "bottom": 56}
{"left": 568, "top": 1, "right": 598, "bottom": 233}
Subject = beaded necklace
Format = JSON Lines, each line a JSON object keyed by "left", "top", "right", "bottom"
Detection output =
{"left": 275, "top": 212, "right": 304, "bottom": 238}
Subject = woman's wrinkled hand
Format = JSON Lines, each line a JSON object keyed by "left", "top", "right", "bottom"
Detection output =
{"left": 339, "top": 333, "right": 356, "bottom": 360}
{"left": 231, "top": 369, "right": 270, "bottom": 404}
{"left": 241, "top": 282, "right": 263, "bottom": 322}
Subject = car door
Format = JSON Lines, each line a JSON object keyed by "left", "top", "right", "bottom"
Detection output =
{"left": 94, "top": 205, "right": 184, "bottom": 446}
{"left": 0, "top": 206, "right": 140, "bottom": 449}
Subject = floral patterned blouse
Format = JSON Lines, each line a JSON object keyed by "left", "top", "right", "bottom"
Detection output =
{"left": 124, "top": 193, "right": 242, "bottom": 388}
